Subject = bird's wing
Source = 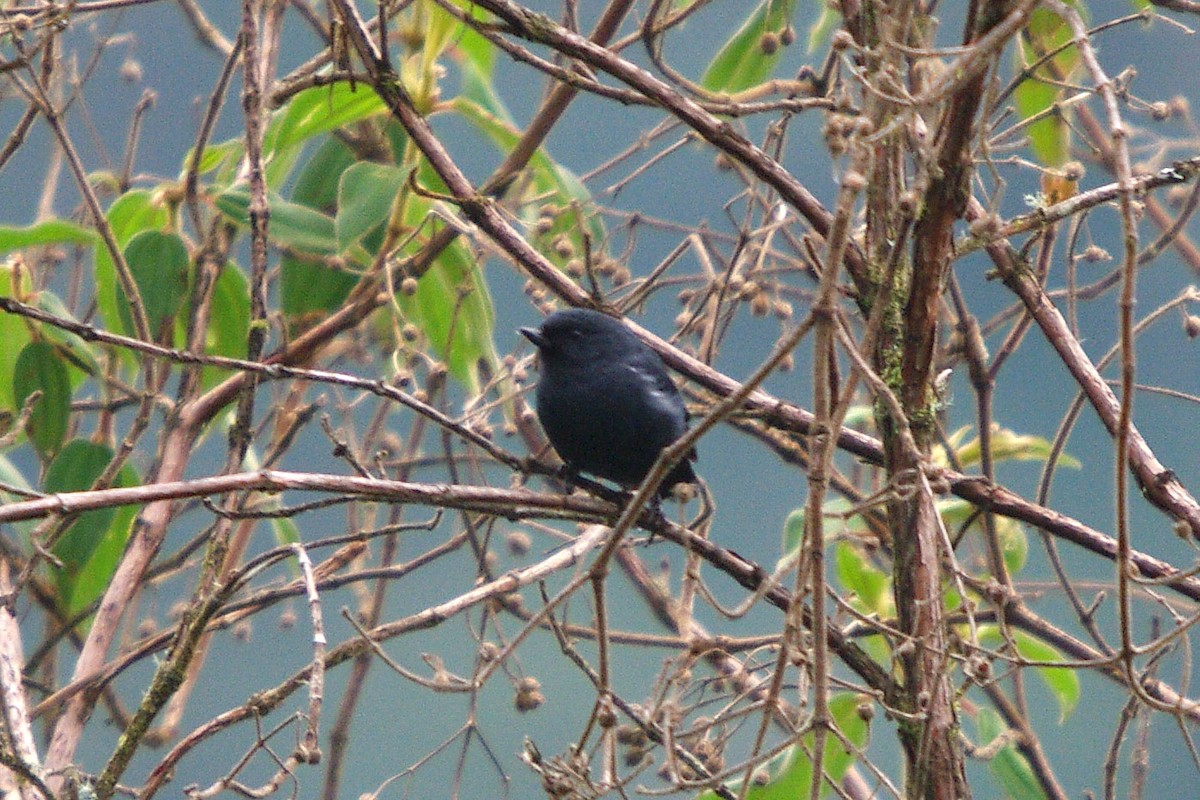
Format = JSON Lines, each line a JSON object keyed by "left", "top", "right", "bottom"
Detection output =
{"left": 623, "top": 356, "right": 698, "bottom": 474}
{"left": 623, "top": 355, "right": 687, "bottom": 427}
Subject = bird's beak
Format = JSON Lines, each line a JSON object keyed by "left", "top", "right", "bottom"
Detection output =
{"left": 519, "top": 326, "right": 547, "bottom": 349}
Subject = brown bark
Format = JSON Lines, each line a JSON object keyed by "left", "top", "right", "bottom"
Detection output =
{"left": 851, "top": 1, "right": 1027, "bottom": 797}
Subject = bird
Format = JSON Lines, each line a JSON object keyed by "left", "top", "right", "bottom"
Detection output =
{"left": 520, "top": 308, "right": 698, "bottom": 498}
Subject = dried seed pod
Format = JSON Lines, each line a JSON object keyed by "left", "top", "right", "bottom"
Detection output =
{"left": 514, "top": 676, "right": 544, "bottom": 712}
{"left": 506, "top": 530, "right": 532, "bottom": 556}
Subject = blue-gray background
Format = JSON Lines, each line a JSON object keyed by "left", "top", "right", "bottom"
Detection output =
{"left": 5, "top": 1, "right": 1199, "bottom": 798}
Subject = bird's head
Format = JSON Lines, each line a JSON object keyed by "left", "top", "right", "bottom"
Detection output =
{"left": 520, "top": 308, "right": 634, "bottom": 366}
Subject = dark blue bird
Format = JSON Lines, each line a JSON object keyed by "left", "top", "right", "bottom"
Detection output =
{"left": 520, "top": 308, "right": 698, "bottom": 498}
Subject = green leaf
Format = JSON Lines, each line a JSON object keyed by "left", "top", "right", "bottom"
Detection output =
{"left": 976, "top": 707, "right": 1048, "bottom": 800}
{"left": 0, "top": 454, "right": 37, "bottom": 546}
{"left": 94, "top": 190, "right": 171, "bottom": 339}
{"left": 938, "top": 497, "right": 975, "bottom": 528}
{"left": 44, "top": 441, "right": 117, "bottom": 585}
{"left": 337, "top": 162, "right": 406, "bottom": 250}
{"left": 208, "top": 263, "right": 251, "bottom": 359}
{"left": 421, "top": 0, "right": 465, "bottom": 74}
{"left": 395, "top": 218, "right": 495, "bottom": 391}
{"left": 12, "top": 342, "right": 71, "bottom": 458}
{"left": 834, "top": 541, "right": 890, "bottom": 615}
{"left": 35, "top": 290, "right": 100, "bottom": 387}
{"left": 280, "top": 137, "right": 363, "bottom": 321}
{"left": 272, "top": 515, "right": 301, "bottom": 547}
{"left": 183, "top": 139, "right": 243, "bottom": 179}
{"left": 0, "top": 262, "right": 34, "bottom": 411}
{"left": 214, "top": 188, "right": 339, "bottom": 256}
{"left": 265, "top": 82, "right": 387, "bottom": 159}
{"left": 841, "top": 405, "right": 875, "bottom": 429}
{"left": 952, "top": 426, "right": 1080, "bottom": 470}
{"left": 1014, "top": 78, "right": 1068, "bottom": 167}
{"left": 697, "top": 693, "right": 868, "bottom": 799}
{"left": 806, "top": 3, "right": 840, "bottom": 53}
{"left": 701, "top": 0, "right": 796, "bottom": 94}
{"left": 39, "top": 439, "right": 140, "bottom": 621}
{"left": 452, "top": 97, "right": 604, "bottom": 263}
{"left": 284, "top": 132, "right": 496, "bottom": 382}
{"left": 999, "top": 519, "right": 1028, "bottom": 575}
{"left": 448, "top": 0, "right": 497, "bottom": 79}
{"left": 118, "top": 230, "right": 190, "bottom": 339}
{"left": 938, "top": 497, "right": 1029, "bottom": 575}
{"left": 1014, "top": 5, "right": 1085, "bottom": 167}
{"left": 455, "top": 27, "right": 511, "bottom": 134}
{"left": 293, "top": 136, "right": 357, "bottom": 213}
{"left": 781, "top": 508, "right": 806, "bottom": 557}
{"left": 0, "top": 219, "right": 97, "bottom": 254}
{"left": 60, "top": 455, "right": 139, "bottom": 620}
{"left": 547, "top": 164, "right": 602, "bottom": 241}
{"left": 778, "top": 499, "right": 871, "bottom": 565}
{"left": 240, "top": 445, "right": 302, "bottom": 548}
{"left": 281, "top": 247, "right": 361, "bottom": 322}
{"left": 978, "top": 627, "right": 1080, "bottom": 722}
{"left": 198, "top": 263, "right": 251, "bottom": 389}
